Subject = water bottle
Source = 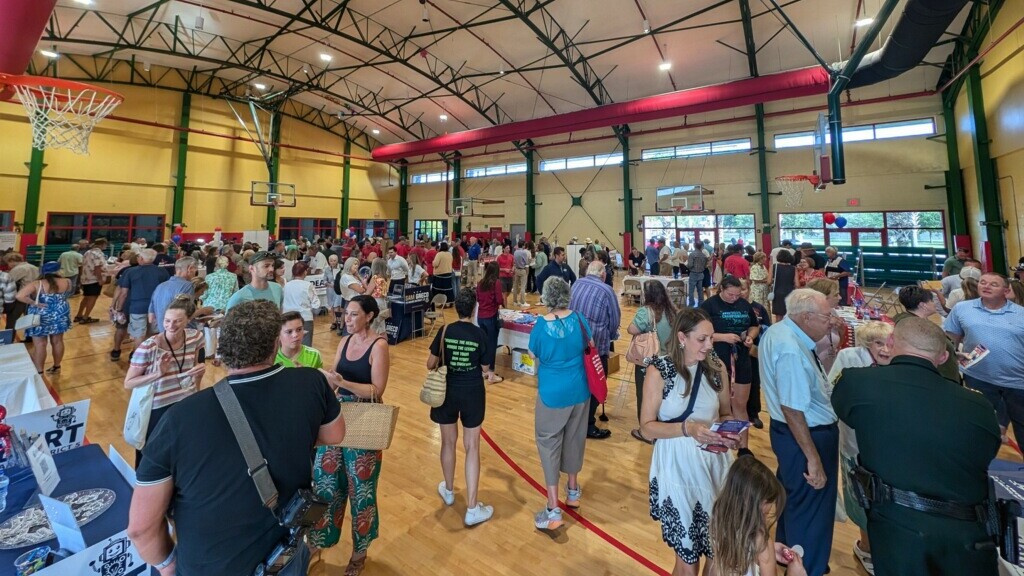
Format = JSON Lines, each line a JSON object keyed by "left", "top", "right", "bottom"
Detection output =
{"left": 0, "top": 469, "right": 9, "bottom": 514}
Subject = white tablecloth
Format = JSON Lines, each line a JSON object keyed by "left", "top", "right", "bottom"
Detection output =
{"left": 628, "top": 275, "right": 688, "bottom": 290}
{"left": 0, "top": 344, "right": 58, "bottom": 416}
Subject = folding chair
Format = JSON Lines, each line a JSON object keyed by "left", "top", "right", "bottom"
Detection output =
{"left": 424, "top": 294, "right": 448, "bottom": 338}
{"left": 622, "top": 278, "right": 643, "bottom": 305}
{"left": 666, "top": 279, "right": 687, "bottom": 307}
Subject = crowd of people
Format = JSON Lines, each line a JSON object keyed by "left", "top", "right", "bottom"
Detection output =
{"left": 2, "top": 232, "right": 1023, "bottom": 576}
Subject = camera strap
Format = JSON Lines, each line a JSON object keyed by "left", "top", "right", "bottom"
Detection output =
{"left": 214, "top": 379, "right": 280, "bottom": 513}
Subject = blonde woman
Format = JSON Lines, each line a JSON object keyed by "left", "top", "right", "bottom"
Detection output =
{"left": 826, "top": 320, "right": 893, "bottom": 575}
{"left": 748, "top": 251, "right": 770, "bottom": 307}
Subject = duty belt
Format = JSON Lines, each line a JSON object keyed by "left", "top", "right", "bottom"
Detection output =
{"left": 848, "top": 465, "right": 989, "bottom": 522}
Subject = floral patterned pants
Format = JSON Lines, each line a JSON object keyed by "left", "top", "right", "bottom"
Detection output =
{"left": 308, "top": 445, "right": 383, "bottom": 553}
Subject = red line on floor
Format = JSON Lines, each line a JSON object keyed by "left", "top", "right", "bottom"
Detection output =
{"left": 480, "top": 428, "right": 670, "bottom": 576}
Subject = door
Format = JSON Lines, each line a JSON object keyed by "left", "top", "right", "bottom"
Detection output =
{"left": 677, "top": 229, "right": 715, "bottom": 249}
{"left": 509, "top": 224, "right": 526, "bottom": 244}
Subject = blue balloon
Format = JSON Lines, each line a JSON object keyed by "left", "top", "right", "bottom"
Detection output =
{"left": 171, "top": 234, "right": 182, "bottom": 243}
{"left": 834, "top": 216, "right": 848, "bottom": 229}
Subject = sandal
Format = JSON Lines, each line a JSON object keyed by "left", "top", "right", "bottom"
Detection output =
{"left": 45, "top": 366, "right": 61, "bottom": 374}
{"left": 487, "top": 375, "right": 504, "bottom": 384}
{"left": 630, "top": 428, "right": 653, "bottom": 445}
{"left": 344, "top": 556, "right": 367, "bottom": 576}
{"left": 80, "top": 317, "right": 98, "bottom": 324}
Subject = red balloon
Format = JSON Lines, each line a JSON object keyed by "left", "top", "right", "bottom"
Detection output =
{"left": 823, "top": 213, "right": 837, "bottom": 225}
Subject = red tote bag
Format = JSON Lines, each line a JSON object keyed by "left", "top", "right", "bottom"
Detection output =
{"left": 577, "top": 315, "right": 608, "bottom": 404}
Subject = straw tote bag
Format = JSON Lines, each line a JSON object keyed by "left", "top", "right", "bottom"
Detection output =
{"left": 336, "top": 338, "right": 400, "bottom": 451}
{"left": 419, "top": 326, "right": 448, "bottom": 408}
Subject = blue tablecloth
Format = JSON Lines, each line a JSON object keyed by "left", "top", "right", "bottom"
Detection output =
{"left": 0, "top": 444, "right": 134, "bottom": 573}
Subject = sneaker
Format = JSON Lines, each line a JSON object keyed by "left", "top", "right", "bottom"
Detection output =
{"left": 534, "top": 507, "right": 563, "bottom": 531}
{"left": 437, "top": 481, "right": 455, "bottom": 506}
{"left": 853, "top": 541, "right": 874, "bottom": 575}
{"left": 464, "top": 503, "right": 494, "bottom": 526}
{"left": 565, "top": 485, "right": 581, "bottom": 509}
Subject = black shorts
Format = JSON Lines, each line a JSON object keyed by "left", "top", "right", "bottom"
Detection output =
{"left": 82, "top": 283, "right": 102, "bottom": 296}
{"left": 713, "top": 342, "right": 753, "bottom": 385}
{"left": 430, "top": 384, "right": 486, "bottom": 428}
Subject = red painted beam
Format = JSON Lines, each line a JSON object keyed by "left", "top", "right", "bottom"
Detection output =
{"left": 372, "top": 66, "right": 832, "bottom": 161}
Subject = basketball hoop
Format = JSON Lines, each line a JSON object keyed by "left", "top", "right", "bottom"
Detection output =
{"left": 775, "top": 174, "right": 822, "bottom": 209}
{"left": 0, "top": 74, "right": 123, "bottom": 155}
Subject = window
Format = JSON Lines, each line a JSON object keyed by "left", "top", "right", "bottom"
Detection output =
{"left": 711, "top": 139, "right": 752, "bottom": 154}
{"left": 485, "top": 165, "right": 506, "bottom": 176}
{"left": 0, "top": 211, "right": 13, "bottom": 232}
{"left": 564, "top": 156, "right": 594, "bottom": 170}
{"left": 347, "top": 219, "right": 397, "bottom": 240}
{"left": 278, "top": 218, "right": 337, "bottom": 242}
{"left": 777, "top": 210, "right": 945, "bottom": 249}
{"left": 594, "top": 153, "right": 623, "bottom": 166}
{"left": 677, "top": 143, "right": 712, "bottom": 157}
{"left": 45, "top": 212, "right": 165, "bottom": 246}
{"left": 641, "top": 147, "right": 675, "bottom": 161}
{"left": 464, "top": 162, "right": 528, "bottom": 178}
{"left": 465, "top": 167, "right": 488, "bottom": 179}
{"left": 506, "top": 163, "right": 527, "bottom": 174}
{"left": 643, "top": 213, "right": 756, "bottom": 249}
{"left": 642, "top": 138, "right": 751, "bottom": 161}
{"left": 774, "top": 117, "right": 936, "bottom": 149}
{"left": 414, "top": 220, "right": 447, "bottom": 243}
{"left": 411, "top": 170, "right": 454, "bottom": 184}
{"left": 539, "top": 158, "right": 566, "bottom": 171}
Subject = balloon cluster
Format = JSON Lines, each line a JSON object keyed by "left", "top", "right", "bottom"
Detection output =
{"left": 172, "top": 223, "right": 184, "bottom": 243}
{"left": 823, "top": 213, "right": 847, "bottom": 229}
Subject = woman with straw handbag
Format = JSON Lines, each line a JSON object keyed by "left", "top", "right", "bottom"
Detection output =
{"left": 313, "top": 295, "right": 392, "bottom": 576}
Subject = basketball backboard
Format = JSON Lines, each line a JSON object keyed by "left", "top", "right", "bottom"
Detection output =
{"left": 814, "top": 113, "right": 832, "bottom": 184}
{"left": 250, "top": 181, "right": 296, "bottom": 207}
{"left": 656, "top": 185, "right": 711, "bottom": 212}
{"left": 449, "top": 197, "right": 475, "bottom": 217}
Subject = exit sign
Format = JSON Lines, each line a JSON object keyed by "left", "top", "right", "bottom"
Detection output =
{"left": 847, "top": 198, "right": 861, "bottom": 207}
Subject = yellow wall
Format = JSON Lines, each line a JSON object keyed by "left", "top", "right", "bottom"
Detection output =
{"left": 407, "top": 95, "right": 948, "bottom": 250}
{"left": 0, "top": 84, "right": 392, "bottom": 247}
{"left": 954, "top": 1, "right": 1024, "bottom": 268}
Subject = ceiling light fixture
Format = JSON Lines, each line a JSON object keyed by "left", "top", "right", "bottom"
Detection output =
{"left": 642, "top": 19, "right": 650, "bottom": 34}
{"left": 319, "top": 52, "right": 333, "bottom": 63}
{"left": 254, "top": 83, "right": 266, "bottom": 90}
{"left": 372, "top": 129, "right": 380, "bottom": 135}
{"left": 40, "top": 49, "right": 59, "bottom": 59}
{"left": 420, "top": 0, "right": 429, "bottom": 22}
{"left": 143, "top": 61, "right": 151, "bottom": 72}
{"left": 855, "top": 17, "right": 874, "bottom": 27}
{"left": 658, "top": 61, "right": 671, "bottom": 71}
{"left": 439, "top": 114, "right": 448, "bottom": 122}
{"left": 194, "top": 15, "right": 205, "bottom": 30}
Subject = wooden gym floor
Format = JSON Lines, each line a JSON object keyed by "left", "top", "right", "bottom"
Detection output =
{"left": 38, "top": 276, "right": 1015, "bottom": 575}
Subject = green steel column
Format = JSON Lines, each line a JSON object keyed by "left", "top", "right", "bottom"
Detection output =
{"left": 341, "top": 139, "right": 352, "bottom": 230}
{"left": 941, "top": 101, "right": 968, "bottom": 237}
{"left": 965, "top": 63, "right": 1006, "bottom": 272}
{"left": 266, "top": 114, "right": 282, "bottom": 234}
{"left": 622, "top": 135, "right": 633, "bottom": 253}
{"left": 172, "top": 92, "right": 191, "bottom": 225}
{"left": 452, "top": 155, "right": 462, "bottom": 237}
{"left": 755, "top": 104, "right": 771, "bottom": 244}
{"left": 398, "top": 162, "right": 409, "bottom": 236}
{"left": 525, "top": 149, "right": 536, "bottom": 239}
{"left": 23, "top": 147, "right": 45, "bottom": 236}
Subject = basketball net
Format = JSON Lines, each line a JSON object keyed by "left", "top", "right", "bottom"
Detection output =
{"left": 1, "top": 74, "right": 123, "bottom": 155}
{"left": 775, "top": 175, "right": 822, "bottom": 209}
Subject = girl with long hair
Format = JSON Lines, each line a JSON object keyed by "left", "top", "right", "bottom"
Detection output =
{"left": 476, "top": 261, "right": 505, "bottom": 383}
{"left": 627, "top": 280, "right": 677, "bottom": 444}
{"left": 710, "top": 456, "right": 807, "bottom": 576}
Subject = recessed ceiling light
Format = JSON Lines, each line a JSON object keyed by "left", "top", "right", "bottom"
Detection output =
{"left": 658, "top": 61, "right": 671, "bottom": 71}
{"left": 372, "top": 129, "right": 380, "bottom": 135}
{"left": 40, "top": 49, "right": 59, "bottom": 59}
{"left": 254, "top": 83, "right": 266, "bottom": 90}
{"left": 855, "top": 18, "right": 874, "bottom": 27}
{"left": 319, "top": 53, "right": 333, "bottom": 62}
{"left": 642, "top": 19, "right": 650, "bottom": 34}
{"left": 439, "top": 114, "right": 448, "bottom": 122}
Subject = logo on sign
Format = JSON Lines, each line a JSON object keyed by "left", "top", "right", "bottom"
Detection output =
{"left": 51, "top": 405, "right": 77, "bottom": 429}
{"left": 90, "top": 536, "right": 147, "bottom": 576}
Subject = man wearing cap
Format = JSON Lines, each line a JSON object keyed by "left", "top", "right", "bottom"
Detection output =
{"left": 226, "top": 251, "right": 284, "bottom": 311}
{"left": 801, "top": 242, "right": 826, "bottom": 270}
{"left": 942, "top": 246, "right": 971, "bottom": 278}
{"left": 770, "top": 239, "right": 797, "bottom": 265}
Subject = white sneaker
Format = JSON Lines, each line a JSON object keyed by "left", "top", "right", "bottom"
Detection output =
{"left": 853, "top": 541, "right": 874, "bottom": 575}
{"left": 534, "top": 506, "right": 563, "bottom": 530}
{"left": 438, "top": 481, "right": 455, "bottom": 506}
{"left": 464, "top": 503, "right": 494, "bottom": 526}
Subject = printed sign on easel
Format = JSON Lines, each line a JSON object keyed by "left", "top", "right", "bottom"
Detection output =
{"left": 8, "top": 400, "right": 90, "bottom": 454}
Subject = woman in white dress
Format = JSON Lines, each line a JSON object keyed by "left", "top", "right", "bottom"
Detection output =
{"left": 641, "top": 307, "right": 744, "bottom": 576}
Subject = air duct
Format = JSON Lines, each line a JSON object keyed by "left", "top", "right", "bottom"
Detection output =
{"left": 0, "top": 0, "right": 58, "bottom": 100}
{"left": 840, "top": 0, "right": 969, "bottom": 89}
{"left": 372, "top": 66, "right": 831, "bottom": 161}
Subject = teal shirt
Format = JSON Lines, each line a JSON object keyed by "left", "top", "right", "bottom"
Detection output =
{"left": 528, "top": 311, "right": 592, "bottom": 409}
{"left": 631, "top": 306, "right": 674, "bottom": 352}
{"left": 759, "top": 316, "right": 838, "bottom": 427}
{"left": 226, "top": 282, "right": 283, "bottom": 311}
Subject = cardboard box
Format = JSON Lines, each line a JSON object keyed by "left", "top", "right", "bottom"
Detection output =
{"left": 607, "top": 353, "right": 621, "bottom": 375}
{"left": 512, "top": 348, "right": 536, "bottom": 375}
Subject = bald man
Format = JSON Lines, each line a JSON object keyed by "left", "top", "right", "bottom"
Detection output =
{"left": 832, "top": 317, "right": 1000, "bottom": 576}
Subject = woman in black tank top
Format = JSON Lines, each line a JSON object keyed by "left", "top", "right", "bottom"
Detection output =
{"left": 309, "top": 296, "right": 390, "bottom": 576}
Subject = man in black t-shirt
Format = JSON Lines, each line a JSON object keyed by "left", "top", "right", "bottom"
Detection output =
{"left": 129, "top": 300, "right": 345, "bottom": 576}
{"left": 700, "top": 276, "right": 760, "bottom": 427}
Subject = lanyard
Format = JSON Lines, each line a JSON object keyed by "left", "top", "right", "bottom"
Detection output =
{"left": 164, "top": 332, "right": 186, "bottom": 374}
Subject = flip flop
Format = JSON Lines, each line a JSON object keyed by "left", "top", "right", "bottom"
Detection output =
{"left": 488, "top": 375, "right": 504, "bottom": 384}
{"left": 630, "top": 428, "right": 653, "bottom": 445}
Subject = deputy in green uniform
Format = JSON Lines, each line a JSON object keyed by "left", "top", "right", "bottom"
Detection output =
{"left": 831, "top": 317, "right": 1000, "bottom": 576}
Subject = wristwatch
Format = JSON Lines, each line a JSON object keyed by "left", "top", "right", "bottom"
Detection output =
{"left": 155, "top": 547, "right": 176, "bottom": 569}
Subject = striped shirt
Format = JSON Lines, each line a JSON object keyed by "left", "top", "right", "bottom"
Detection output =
{"left": 130, "top": 329, "right": 205, "bottom": 409}
{"left": 568, "top": 275, "right": 621, "bottom": 356}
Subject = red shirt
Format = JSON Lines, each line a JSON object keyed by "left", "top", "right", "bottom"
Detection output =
{"left": 452, "top": 246, "right": 465, "bottom": 271}
{"left": 395, "top": 243, "right": 410, "bottom": 258}
{"left": 424, "top": 249, "right": 437, "bottom": 275}
{"left": 476, "top": 281, "right": 504, "bottom": 319}
{"left": 409, "top": 246, "right": 425, "bottom": 263}
{"left": 361, "top": 245, "right": 373, "bottom": 260}
{"left": 497, "top": 253, "right": 514, "bottom": 278}
{"left": 723, "top": 253, "right": 751, "bottom": 279}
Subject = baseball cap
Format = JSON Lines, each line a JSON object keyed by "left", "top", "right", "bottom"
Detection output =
{"left": 250, "top": 251, "right": 279, "bottom": 264}
{"left": 959, "top": 266, "right": 982, "bottom": 280}
{"left": 41, "top": 261, "right": 61, "bottom": 275}
{"left": 800, "top": 242, "right": 814, "bottom": 249}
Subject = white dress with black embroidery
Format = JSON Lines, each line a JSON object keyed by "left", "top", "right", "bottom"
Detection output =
{"left": 648, "top": 356, "right": 734, "bottom": 564}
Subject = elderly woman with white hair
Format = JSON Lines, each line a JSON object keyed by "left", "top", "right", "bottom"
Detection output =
{"left": 825, "top": 320, "right": 892, "bottom": 574}
{"left": 528, "top": 275, "right": 593, "bottom": 532}
{"left": 334, "top": 256, "right": 369, "bottom": 336}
